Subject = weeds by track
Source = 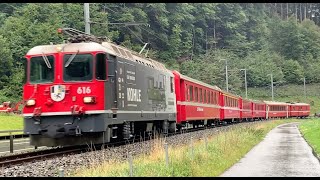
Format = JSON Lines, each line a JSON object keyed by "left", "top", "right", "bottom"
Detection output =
{"left": 0, "top": 120, "right": 261, "bottom": 168}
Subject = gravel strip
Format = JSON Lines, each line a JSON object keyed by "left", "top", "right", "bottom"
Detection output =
{"left": 0, "top": 121, "right": 260, "bottom": 177}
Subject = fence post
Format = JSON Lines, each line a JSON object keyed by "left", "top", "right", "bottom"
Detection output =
{"left": 128, "top": 152, "right": 133, "bottom": 177}
{"left": 59, "top": 167, "right": 64, "bottom": 177}
{"left": 204, "top": 134, "right": 208, "bottom": 151}
{"left": 164, "top": 142, "right": 169, "bottom": 167}
{"left": 190, "top": 136, "right": 194, "bottom": 160}
{"left": 9, "top": 132, "right": 13, "bottom": 153}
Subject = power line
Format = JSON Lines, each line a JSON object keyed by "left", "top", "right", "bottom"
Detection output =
{"left": 125, "top": 26, "right": 146, "bottom": 44}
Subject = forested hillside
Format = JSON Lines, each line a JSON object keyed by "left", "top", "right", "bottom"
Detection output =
{"left": 0, "top": 3, "right": 320, "bottom": 102}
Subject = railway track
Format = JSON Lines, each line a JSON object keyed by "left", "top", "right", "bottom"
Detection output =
{"left": 0, "top": 146, "right": 87, "bottom": 167}
{"left": 0, "top": 119, "right": 262, "bottom": 168}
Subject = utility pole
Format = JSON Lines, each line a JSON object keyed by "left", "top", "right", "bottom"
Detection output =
{"left": 304, "top": 77, "right": 306, "bottom": 100}
{"left": 240, "top": 69, "right": 247, "bottom": 99}
{"left": 268, "top": 74, "right": 274, "bottom": 101}
{"left": 295, "top": 3, "right": 298, "bottom": 23}
{"left": 281, "top": 3, "right": 283, "bottom": 19}
{"left": 213, "top": 19, "right": 216, "bottom": 50}
{"left": 205, "top": 29, "right": 208, "bottom": 53}
{"left": 300, "top": 3, "right": 302, "bottom": 22}
{"left": 223, "top": 59, "right": 228, "bottom": 92}
{"left": 84, "top": 3, "right": 90, "bottom": 34}
{"left": 304, "top": 3, "right": 307, "bottom": 20}
{"left": 286, "top": 3, "right": 289, "bottom": 20}
{"left": 191, "top": 28, "right": 195, "bottom": 61}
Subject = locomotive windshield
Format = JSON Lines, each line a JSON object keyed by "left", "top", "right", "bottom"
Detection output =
{"left": 30, "top": 55, "right": 54, "bottom": 84}
{"left": 63, "top": 53, "right": 93, "bottom": 82}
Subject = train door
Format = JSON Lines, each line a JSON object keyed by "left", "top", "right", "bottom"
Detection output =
{"left": 106, "top": 54, "right": 117, "bottom": 110}
{"left": 116, "top": 60, "right": 126, "bottom": 110}
{"left": 266, "top": 105, "right": 269, "bottom": 120}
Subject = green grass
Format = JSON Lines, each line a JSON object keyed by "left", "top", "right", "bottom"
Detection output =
{"left": 70, "top": 119, "right": 301, "bottom": 177}
{"left": 0, "top": 113, "right": 23, "bottom": 135}
{"left": 298, "top": 118, "right": 320, "bottom": 157}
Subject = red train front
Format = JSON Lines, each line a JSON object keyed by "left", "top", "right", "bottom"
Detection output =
{"left": 23, "top": 29, "right": 177, "bottom": 147}
{"left": 23, "top": 43, "right": 109, "bottom": 146}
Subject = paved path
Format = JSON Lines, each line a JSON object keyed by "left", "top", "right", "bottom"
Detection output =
{"left": 220, "top": 122, "right": 320, "bottom": 177}
{"left": 0, "top": 138, "right": 45, "bottom": 155}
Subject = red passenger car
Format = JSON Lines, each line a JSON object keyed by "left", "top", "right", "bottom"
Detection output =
{"left": 173, "top": 71, "right": 221, "bottom": 129}
{"left": 252, "top": 100, "right": 266, "bottom": 120}
{"left": 240, "top": 98, "right": 253, "bottom": 121}
{"left": 220, "top": 91, "right": 241, "bottom": 123}
{"left": 289, "top": 103, "right": 310, "bottom": 118}
{"left": 265, "top": 101, "right": 289, "bottom": 119}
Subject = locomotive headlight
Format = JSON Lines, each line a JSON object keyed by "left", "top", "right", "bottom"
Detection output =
{"left": 26, "top": 99, "right": 36, "bottom": 106}
{"left": 83, "top": 97, "right": 96, "bottom": 104}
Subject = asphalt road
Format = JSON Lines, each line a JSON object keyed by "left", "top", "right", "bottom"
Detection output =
{"left": 220, "top": 122, "right": 320, "bottom": 177}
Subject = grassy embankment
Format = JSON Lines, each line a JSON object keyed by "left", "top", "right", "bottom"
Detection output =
{"left": 0, "top": 113, "right": 23, "bottom": 135}
{"left": 298, "top": 119, "right": 320, "bottom": 158}
{"left": 71, "top": 119, "right": 302, "bottom": 177}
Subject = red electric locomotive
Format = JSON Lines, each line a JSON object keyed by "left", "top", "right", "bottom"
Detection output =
{"left": 23, "top": 28, "right": 177, "bottom": 147}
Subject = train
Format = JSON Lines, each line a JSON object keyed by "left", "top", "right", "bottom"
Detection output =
{"left": 22, "top": 28, "right": 310, "bottom": 147}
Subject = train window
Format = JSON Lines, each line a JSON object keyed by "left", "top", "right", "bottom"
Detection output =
{"left": 226, "top": 97, "right": 228, "bottom": 106}
{"left": 170, "top": 77, "right": 174, "bottom": 93}
{"left": 212, "top": 92, "right": 214, "bottom": 104}
{"left": 189, "top": 86, "right": 193, "bottom": 101}
{"left": 212, "top": 93, "right": 215, "bottom": 104}
{"left": 95, "top": 53, "right": 107, "bottom": 80}
{"left": 155, "top": 81, "right": 158, "bottom": 89}
{"left": 148, "top": 77, "right": 154, "bottom": 89}
{"left": 204, "top": 90, "right": 207, "bottom": 103}
{"left": 107, "top": 55, "right": 116, "bottom": 78}
{"left": 159, "top": 75, "right": 164, "bottom": 89}
{"left": 208, "top": 91, "right": 211, "bottom": 104}
{"left": 215, "top": 92, "right": 217, "bottom": 105}
{"left": 30, "top": 55, "right": 54, "bottom": 84}
{"left": 195, "top": 87, "right": 198, "bottom": 102}
{"left": 64, "top": 54, "right": 93, "bottom": 82}
{"left": 163, "top": 75, "right": 166, "bottom": 89}
{"left": 228, "top": 97, "right": 230, "bottom": 107}
{"left": 185, "top": 84, "right": 188, "bottom": 101}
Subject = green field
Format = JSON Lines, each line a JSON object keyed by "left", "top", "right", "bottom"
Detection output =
{"left": 298, "top": 119, "right": 320, "bottom": 157}
{"left": 70, "top": 119, "right": 302, "bottom": 177}
{"left": 0, "top": 113, "right": 23, "bottom": 135}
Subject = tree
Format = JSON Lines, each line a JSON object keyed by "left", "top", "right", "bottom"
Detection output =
{"left": 0, "top": 35, "right": 13, "bottom": 90}
{"left": 281, "top": 60, "right": 304, "bottom": 84}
